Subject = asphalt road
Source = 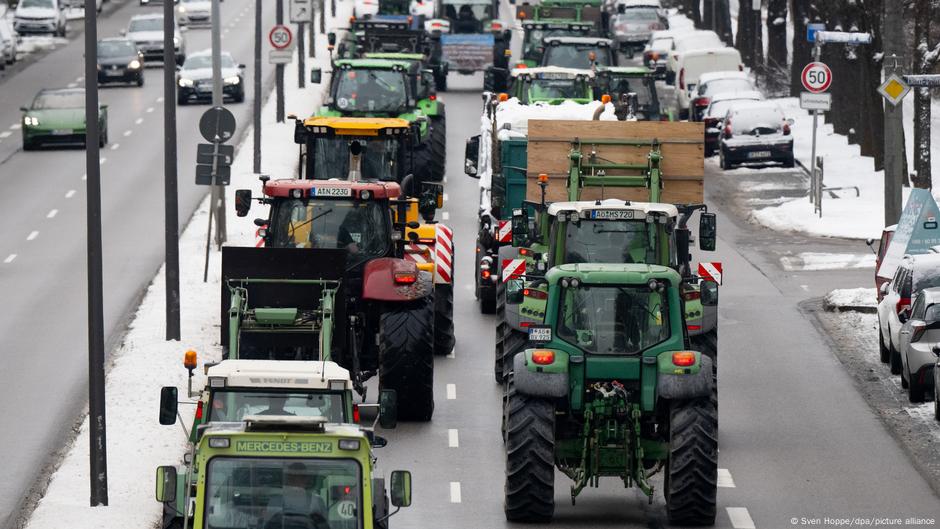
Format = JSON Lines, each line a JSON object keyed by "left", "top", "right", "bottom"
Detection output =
{"left": 0, "top": 0, "right": 277, "bottom": 524}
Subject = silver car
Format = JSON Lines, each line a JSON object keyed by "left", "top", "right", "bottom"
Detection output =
{"left": 896, "top": 287, "right": 940, "bottom": 403}
{"left": 124, "top": 13, "right": 186, "bottom": 65}
{"left": 610, "top": 6, "right": 667, "bottom": 55}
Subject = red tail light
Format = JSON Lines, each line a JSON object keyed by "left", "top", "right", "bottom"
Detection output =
{"left": 683, "top": 290, "right": 701, "bottom": 301}
{"left": 672, "top": 351, "right": 696, "bottom": 367}
{"left": 429, "top": 94, "right": 437, "bottom": 101}
{"left": 911, "top": 322, "right": 927, "bottom": 342}
{"left": 783, "top": 122, "right": 791, "bottom": 135}
{"left": 896, "top": 297, "right": 911, "bottom": 315}
{"left": 679, "top": 68, "right": 685, "bottom": 90}
{"left": 195, "top": 400, "right": 204, "bottom": 420}
{"left": 394, "top": 272, "right": 417, "bottom": 285}
{"left": 523, "top": 288, "right": 548, "bottom": 300}
{"left": 532, "top": 349, "right": 555, "bottom": 365}
{"left": 687, "top": 324, "right": 702, "bottom": 331}
{"left": 353, "top": 404, "right": 361, "bottom": 423}
{"left": 692, "top": 97, "right": 710, "bottom": 108}
{"left": 481, "top": 269, "right": 491, "bottom": 279}
{"left": 519, "top": 248, "right": 530, "bottom": 256}
{"left": 723, "top": 123, "right": 732, "bottom": 138}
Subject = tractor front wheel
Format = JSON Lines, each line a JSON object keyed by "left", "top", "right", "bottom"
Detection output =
{"left": 665, "top": 398, "right": 718, "bottom": 525}
{"left": 433, "top": 283, "right": 455, "bottom": 356}
{"left": 379, "top": 297, "right": 435, "bottom": 421}
{"left": 504, "top": 378, "right": 555, "bottom": 522}
{"left": 412, "top": 143, "right": 434, "bottom": 185}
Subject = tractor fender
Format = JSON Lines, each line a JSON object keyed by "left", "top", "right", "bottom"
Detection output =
{"left": 362, "top": 258, "right": 433, "bottom": 302}
{"left": 512, "top": 349, "right": 569, "bottom": 399}
{"left": 657, "top": 352, "right": 713, "bottom": 400}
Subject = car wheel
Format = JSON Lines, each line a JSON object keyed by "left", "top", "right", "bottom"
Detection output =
{"left": 22, "top": 137, "right": 35, "bottom": 151}
{"left": 720, "top": 149, "right": 732, "bottom": 170}
{"left": 783, "top": 154, "right": 795, "bottom": 168}
{"left": 879, "top": 328, "right": 890, "bottom": 363}
{"left": 908, "top": 368, "right": 925, "bottom": 403}
{"left": 889, "top": 341, "right": 903, "bottom": 375}
{"left": 137, "top": 74, "right": 144, "bottom": 87}
{"left": 934, "top": 381, "right": 940, "bottom": 421}
{"left": 177, "top": 93, "right": 186, "bottom": 106}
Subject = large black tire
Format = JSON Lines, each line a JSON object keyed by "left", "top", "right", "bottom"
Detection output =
{"left": 434, "top": 70, "right": 448, "bottom": 92}
{"left": 934, "top": 384, "right": 940, "bottom": 422}
{"left": 889, "top": 341, "right": 902, "bottom": 375}
{"left": 433, "top": 283, "right": 455, "bottom": 356}
{"left": 494, "top": 280, "right": 507, "bottom": 382}
{"left": 379, "top": 297, "right": 435, "bottom": 421}
{"left": 907, "top": 363, "right": 926, "bottom": 403}
{"left": 411, "top": 143, "right": 434, "bottom": 185}
{"left": 690, "top": 330, "right": 719, "bottom": 412}
{"left": 504, "top": 379, "right": 555, "bottom": 522}
{"left": 878, "top": 327, "right": 890, "bottom": 364}
{"left": 665, "top": 398, "right": 718, "bottom": 525}
{"left": 428, "top": 116, "right": 446, "bottom": 182}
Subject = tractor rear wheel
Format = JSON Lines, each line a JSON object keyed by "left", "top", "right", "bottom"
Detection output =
{"left": 429, "top": 116, "right": 446, "bottom": 181}
{"left": 494, "top": 280, "right": 507, "bottom": 382}
{"left": 412, "top": 143, "right": 434, "bottom": 185}
{"left": 433, "top": 283, "right": 455, "bottom": 356}
{"left": 504, "top": 378, "right": 555, "bottom": 522}
{"left": 379, "top": 297, "right": 435, "bottom": 421}
{"left": 665, "top": 398, "right": 718, "bottom": 525}
{"left": 691, "top": 330, "right": 719, "bottom": 412}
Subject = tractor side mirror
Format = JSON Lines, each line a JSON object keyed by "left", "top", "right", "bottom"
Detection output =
{"left": 155, "top": 466, "right": 177, "bottom": 503}
{"left": 511, "top": 208, "right": 529, "bottom": 246}
{"left": 465, "top": 135, "right": 481, "bottom": 177}
{"left": 699, "top": 212, "right": 717, "bottom": 251}
{"left": 235, "top": 189, "right": 252, "bottom": 217}
{"left": 506, "top": 278, "right": 524, "bottom": 304}
{"left": 379, "top": 389, "right": 398, "bottom": 429}
{"left": 700, "top": 280, "right": 719, "bottom": 306}
{"left": 158, "top": 386, "right": 178, "bottom": 425}
{"left": 880, "top": 282, "right": 890, "bottom": 296}
{"left": 327, "top": 32, "right": 336, "bottom": 46}
{"left": 309, "top": 67, "right": 322, "bottom": 84}
{"left": 617, "top": 4, "right": 625, "bottom": 13}
{"left": 390, "top": 471, "right": 413, "bottom": 508}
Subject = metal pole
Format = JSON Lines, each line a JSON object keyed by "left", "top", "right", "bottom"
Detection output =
{"left": 883, "top": 1, "right": 905, "bottom": 225}
{"left": 277, "top": 0, "right": 285, "bottom": 123}
{"left": 164, "top": 0, "right": 181, "bottom": 340}
{"left": 298, "top": 23, "right": 306, "bottom": 88}
{"left": 331, "top": 0, "right": 336, "bottom": 18}
{"left": 254, "top": 0, "right": 262, "bottom": 173}
{"left": 211, "top": 0, "right": 226, "bottom": 247}
{"left": 809, "top": 43, "right": 820, "bottom": 205}
{"left": 85, "top": 0, "right": 108, "bottom": 507}
{"left": 319, "top": 0, "right": 326, "bottom": 35}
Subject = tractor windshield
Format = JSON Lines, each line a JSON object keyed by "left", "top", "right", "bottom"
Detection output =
{"left": 523, "top": 77, "right": 591, "bottom": 102}
{"left": 269, "top": 199, "right": 391, "bottom": 268}
{"left": 557, "top": 284, "right": 669, "bottom": 355}
{"left": 542, "top": 43, "right": 612, "bottom": 68}
{"left": 208, "top": 390, "right": 346, "bottom": 423}
{"left": 310, "top": 137, "right": 401, "bottom": 182}
{"left": 558, "top": 219, "right": 669, "bottom": 266}
{"left": 334, "top": 68, "right": 408, "bottom": 113}
{"left": 204, "top": 457, "right": 362, "bottom": 529}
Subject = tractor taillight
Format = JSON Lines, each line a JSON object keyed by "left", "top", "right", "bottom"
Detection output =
{"left": 672, "top": 351, "right": 696, "bottom": 367}
{"left": 532, "top": 349, "right": 555, "bottom": 365}
{"left": 353, "top": 404, "right": 361, "bottom": 423}
{"left": 683, "top": 290, "right": 701, "bottom": 301}
{"left": 481, "top": 269, "right": 491, "bottom": 279}
{"left": 687, "top": 324, "right": 702, "bottom": 331}
{"left": 394, "top": 272, "right": 417, "bottom": 285}
{"left": 523, "top": 288, "right": 548, "bottom": 300}
{"left": 195, "top": 400, "right": 204, "bottom": 420}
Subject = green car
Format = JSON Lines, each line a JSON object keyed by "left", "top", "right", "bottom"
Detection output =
{"left": 21, "top": 88, "right": 108, "bottom": 151}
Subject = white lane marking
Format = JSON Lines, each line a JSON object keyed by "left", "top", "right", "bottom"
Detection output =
{"left": 4, "top": 254, "right": 16, "bottom": 264}
{"left": 67, "top": 82, "right": 77, "bottom": 88}
{"left": 46, "top": 209, "right": 58, "bottom": 219}
{"left": 442, "top": 211, "right": 450, "bottom": 220}
{"left": 10, "top": 124, "right": 22, "bottom": 130}
{"left": 135, "top": 117, "right": 144, "bottom": 125}
{"left": 110, "top": 143, "right": 120, "bottom": 150}
{"left": 0, "top": 131, "right": 11, "bottom": 138}
{"left": 146, "top": 107, "right": 154, "bottom": 113}
{"left": 448, "top": 429, "right": 459, "bottom": 448}
{"left": 156, "top": 96, "right": 165, "bottom": 103}
{"left": 717, "top": 468, "right": 735, "bottom": 488}
{"left": 65, "top": 189, "right": 76, "bottom": 198}
{"left": 800, "top": 284, "right": 809, "bottom": 292}
{"left": 26, "top": 231, "right": 38, "bottom": 241}
{"left": 449, "top": 482, "right": 461, "bottom": 503}
{"left": 123, "top": 130, "right": 132, "bottom": 137}
{"left": 446, "top": 383, "right": 456, "bottom": 400}
{"left": 726, "top": 507, "right": 756, "bottom": 529}
{"left": 443, "top": 193, "right": 449, "bottom": 202}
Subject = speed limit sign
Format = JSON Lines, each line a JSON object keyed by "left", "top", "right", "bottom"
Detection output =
{"left": 801, "top": 62, "right": 832, "bottom": 93}
{"left": 268, "top": 24, "right": 294, "bottom": 51}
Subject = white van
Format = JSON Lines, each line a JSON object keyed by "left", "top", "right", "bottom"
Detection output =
{"left": 674, "top": 47, "right": 743, "bottom": 119}
{"left": 665, "top": 30, "right": 723, "bottom": 85}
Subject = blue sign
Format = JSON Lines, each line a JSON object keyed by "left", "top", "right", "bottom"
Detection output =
{"left": 807, "top": 23, "right": 826, "bottom": 43}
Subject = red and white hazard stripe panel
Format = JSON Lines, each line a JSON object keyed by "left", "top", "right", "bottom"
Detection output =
{"left": 404, "top": 243, "right": 432, "bottom": 264}
{"left": 502, "top": 258, "right": 526, "bottom": 282}
{"left": 435, "top": 224, "right": 454, "bottom": 284}
{"left": 496, "top": 220, "right": 512, "bottom": 243}
{"left": 698, "top": 262, "right": 723, "bottom": 285}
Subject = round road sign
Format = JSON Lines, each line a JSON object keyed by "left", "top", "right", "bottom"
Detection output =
{"left": 801, "top": 62, "right": 832, "bottom": 93}
{"left": 199, "top": 106, "right": 237, "bottom": 143}
{"left": 269, "top": 24, "right": 293, "bottom": 50}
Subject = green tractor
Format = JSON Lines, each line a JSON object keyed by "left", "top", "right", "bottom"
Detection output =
{"left": 594, "top": 66, "right": 673, "bottom": 121}
{"left": 310, "top": 57, "right": 445, "bottom": 182}
{"left": 502, "top": 263, "right": 717, "bottom": 524}
{"left": 507, "top": 66, "right": 595, "bottom": 105}
{"left": 514, "top": 0, "right": 604, "bottom": 67}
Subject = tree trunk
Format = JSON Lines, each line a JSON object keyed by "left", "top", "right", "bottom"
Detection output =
{"left": 717, "top": 0, "right": 734, "bottom": 45}
{"left": 858, "top": 0, "right": 884, "bottom": 169}
{"left": 736, "top": 1, "right": 763, "bottom": 69}
{"left": 912, "top": 0, "right": 932, "bottom": 189}
{"left": 676, "top": 0, "right": 701, "bottom": 28}
{"left": 789, "top": 0, "right": 815, "bottom": 96}
{"left": 767, "top": 0, "right": 787, "bottom": 71}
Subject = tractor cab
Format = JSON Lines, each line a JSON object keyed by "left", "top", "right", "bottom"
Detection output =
{"left": 594, "top": 66, "right": 668, "bottom": 121}
{"left": 293, "top": 116, "right": 414, "bottom": 183}
{"left": 508, "top": 66, "right": 595, "bottom": 104}
{"left": 318, "top": 59, "right": 422, "bottom": 118}
{"left": 363, "top": 52, "right": 441, "bottom": 98}
{"left": 540, "top": 36, "right": 616, "bottom": 69}
{"left": 517, "top": 21, "right": 595, "bottom": 66}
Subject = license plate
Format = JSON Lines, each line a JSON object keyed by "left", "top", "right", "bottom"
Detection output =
{"left": 313, "top": 187, "right": 352, "bottom": 197}
{"left": 528, "top": 326, "right": 552, "bottom": 343}
{"left": 591, "top": 209, "right": 635, "bottom": 220}
{"left": 747, "top": 151, "right": 772, "bottom": 159}
{"left": 105, "top": 70, "right": 123, "bottom": 76}
{"left": 52, "top": 129, "right": 72, "bottom": 135}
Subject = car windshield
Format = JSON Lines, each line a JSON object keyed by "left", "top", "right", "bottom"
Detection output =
{"left": 543, "top": 44, "right": 611, "bottom": 68}
{"left": 334, "top": 69, "right": 408, "bottom": 113}
{"left": 269, "top": 199, "right": 390, "bottom": 268}
{"left": 20, "top": 0, "right": 53, "bottom": 7}
{"left": 32, "top": 91, "right": 84, "bottom": 109}
{"left": 98, "top": 40, "right": 137, "bottom": 58}
{"left": 204, "top": 457, "right": 362, "bottom": 529}
{"left": 524, "top": 77, "right": 590, "bottom": 101}
{"left": 561, "top": 219, "right": 668, "bottom": 265}
{"left": 208, "top": 390, "right": 346, "bottom": 423}
{"left": 311, "top": 137, "right": 400, "bottom": 182}
{"left": 619, "top": 8, "right": 659, "bottom": 21}
{"left": 185, "top": 54, "right": 236, "bottom": 69}
{"left": 731, "top": 107, "right": 783, "bottom": 134}
{"left": 558, "top": 285, "right": 669, "bottom": 354}
{"left": 129, "top": 17, "right": 163, "bottom": 32}
{"left": 699, "top": 78, "right": 752, "bottom": 95}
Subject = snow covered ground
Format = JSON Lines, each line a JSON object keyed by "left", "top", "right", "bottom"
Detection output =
{"left": 21, "top": 3, "right": 351, "bottom": 527}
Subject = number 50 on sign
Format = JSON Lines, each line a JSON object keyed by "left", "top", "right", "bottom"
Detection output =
{"left": 801, "top": 62, "right": 832, "bottom": 93}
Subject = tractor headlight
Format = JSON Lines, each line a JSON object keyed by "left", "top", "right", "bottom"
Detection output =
{"left": 178, "top": 5, "right": 187, "bottom": 13}
{"left": 224, "top": 75, "right": 240, "bottom": 85}
{"left": 128, "top": 59, "right": 141, "bottom": 69}
{"left": 178, "top": 78, "right": 194, "bottom": 87}
{"left": 208, "top": 437, "right": 230, "bottom": 449}
{"left": 23, "top": 116, "right": 39, "bottom": 126}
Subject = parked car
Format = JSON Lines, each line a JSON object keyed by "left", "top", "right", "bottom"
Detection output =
{"left": 177, "top": 0, "right": 211, "bottom": 27}
{"left": 665, "top": 30, "right": 723, "bottom": 85}
{"left": 718, "top": 101, "right": 793, "bottom": 169}
{"left": 868, "top": 224, "right": 897, "bottom": 302}
{"left": 689, "top": 71, "right": 756, "bottom": 121}
{"left": 541, "top": 36, "right": 617, "bottom": 69}
{"left": 642, "top": 30, "right": 674, "bottom": 77}
{"left": 14, "top": 0, "right": 68, "bottom": 37}
{"left": 124, "top": 13, "right": 186, "bottom": 65}
{"left": 702, "top": 91, "right": 763, "bottom": 156}
{"left": 141, "top": 0, "right": 180, "bottom": 5}
{"left": 97, "top": 38, "right": 145, "bottom": 86}
{"left": 674, "top": 47, "right": 743, "bottom": 119}
{"left": 177, "top": 50, "right": 245, "bottom": 104}
{"left": 896, "top": 287, "right": 940, "bottom": 403}
{"left": 610, "top": 5, "right": 667, "bottom": 56}
{"left": 20, "top": 88, "right": 108, "bottom": 150}
{"left": 0, "top": 17, "right": 18, "bottom": 67}
{"left": 877, "top": 253, "right": 940, "bottom": 375}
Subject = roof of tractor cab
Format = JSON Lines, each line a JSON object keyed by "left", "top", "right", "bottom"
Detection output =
{"left": 203, "top": 417, "right": 368, "bottom": 438}
{"left": 206, "top": 360, "right": 352, "bottom": 390}
{"left": 548, "top": 262, "right": 682, "bottom": 284}
{"left": 264, "top": 179, "right": 402, "bottom": 199}
{"left": 334, "top": 58, "right": 417, "bottom": 71}
{"left": 302, "top": 116, "right": 411, "bottom": 133}
{"left": 547, "top": 199, "right": 678, "bottom": 217}
{"left": 511, "top": 66, "right": 595, "bottom": 78}
{"left": 544, "top": 36, "right": 613, "bottom": 46}
{"left": 363, "top": 52, "right": 426, "bottom": 62}
{"left": 598, "top": 66, "right": 651, "bottom": 76}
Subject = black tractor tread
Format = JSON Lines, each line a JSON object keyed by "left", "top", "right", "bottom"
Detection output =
{"left": 412, "top": 143, "right": 434, "bottom": 185}
{"left": 429, "top": 117, "right": 447, "bottom": 181}
{"left": 433, "top": 283, "right": 455, "bottom": 356}
{"left": 504, "top": 380, "right": 555, "bottom": 522}
{"left": 480, "top": 287, "right": 497, "bottom": 313}
{"left": 494, "top": 280, "right": 507, "bottom": 382}
{"left": 379, "top": 297, "right": 435, "bottom": 421}
{"left": 666, "top": 398, "right": 718, "bottom": 526}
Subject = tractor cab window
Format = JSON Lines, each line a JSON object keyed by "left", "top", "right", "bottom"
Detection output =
{"left": 559, "top": 219, "right": 668, "bottom": 266}
{"left": 557, "top": 284, "right": 669, "bottom": 355}
{"left": 444, "top": 0, "right": 492, "bottom": 32}
{"left": 523, "top": 77, "right": 590, "bottom": 102}
{"left": 311, "top": 137, "right": 400, "bottom": 182}
{"left": 603, "top": 75, "right": 654, "bottom": 108}
{"left": 542, "top": 43, "right": 612, "bottom": 69}
{"left": 269, "top": 199, "right": 391, "bottom": 268}
{"left": 334, "top": 69, "right": 408, "bottom": 113}
{"left": 204, "top": 457, "right": 361, "bottom": 529}
{"left": 207, "top": 390, "right": 346, "bottom": 423}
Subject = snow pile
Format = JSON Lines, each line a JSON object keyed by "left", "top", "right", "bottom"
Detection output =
{"left": 824, "top": 288, "right": 878, "bottom": 313}
{"left": 493, "top": 98, "right": 617, "bottom": 135}
{"left": 22, "top": 4, "right": 352, "bottom": 528}
{"left": 17, "top": 36, "right": 69, "bottom": 55}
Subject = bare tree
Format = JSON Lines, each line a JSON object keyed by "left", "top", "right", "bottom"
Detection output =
{"left": 790, "top": 0, "right": 818, "bottom": 96}
{"left": 911, "top": 0, "right": 939, "bottom": 188}
{"left": 735, "top": 0, "right": 764, "bottom": 69}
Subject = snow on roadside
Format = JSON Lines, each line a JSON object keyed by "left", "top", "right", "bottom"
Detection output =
{"left": 23, "top": 4, "right": 351, "bottom": 528}
{"left": 823, "top": 287, "right": 878, "bottom": 312}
